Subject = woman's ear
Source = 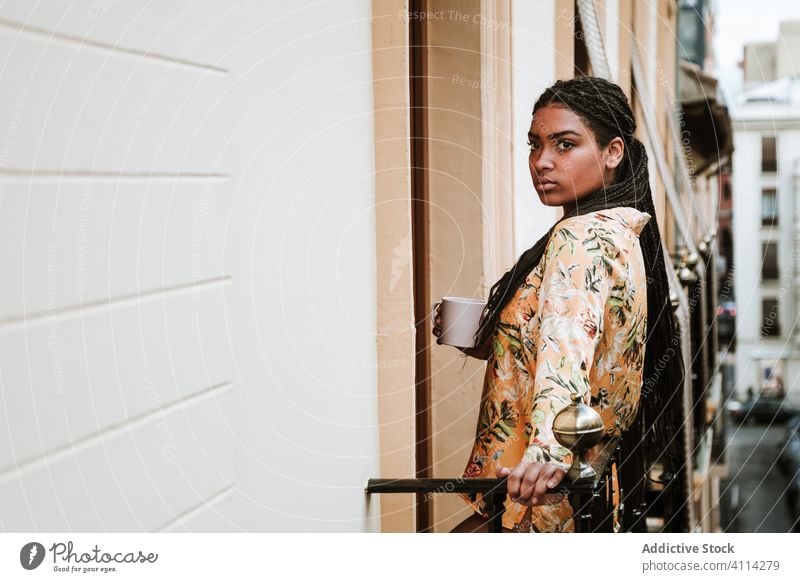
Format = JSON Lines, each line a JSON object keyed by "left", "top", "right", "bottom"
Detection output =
{"left": 605, "top": 137, "right": 625, "bottom": 169}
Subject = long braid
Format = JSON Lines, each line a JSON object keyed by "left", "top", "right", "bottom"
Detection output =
{"left": 472, "top": 76, "right": 689, "bottom": 531}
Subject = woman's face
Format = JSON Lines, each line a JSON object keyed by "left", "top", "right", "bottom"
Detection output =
{"left": 528, "top": 105, "right": 624, "bottom": 208}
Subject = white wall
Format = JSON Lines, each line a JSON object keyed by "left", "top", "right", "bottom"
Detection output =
{"left": 221, "top": 0, "right": 381, "bottom": 532}
{"left": 0, "top": 0, "right": 380, "bottom": 531}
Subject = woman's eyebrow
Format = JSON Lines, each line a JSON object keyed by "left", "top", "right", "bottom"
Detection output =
{"left": 527, "top": 129, "right": 581, "bottom": 139}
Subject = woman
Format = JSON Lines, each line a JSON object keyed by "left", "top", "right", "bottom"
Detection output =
{"left": 433, "top": 76, "right": 687, "bottom": 533}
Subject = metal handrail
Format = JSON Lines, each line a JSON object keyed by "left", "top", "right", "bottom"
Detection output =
{"left": 366, "top": 435, "right": 620, "bottom": 533}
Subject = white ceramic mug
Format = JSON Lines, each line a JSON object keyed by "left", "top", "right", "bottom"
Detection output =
{"left": 430, "top": 297, "right": 487, "bottom": 349}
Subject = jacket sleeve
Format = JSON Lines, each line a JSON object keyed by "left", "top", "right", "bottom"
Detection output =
{"left": 522, "top": 219, "right": 617, "bottom": 470}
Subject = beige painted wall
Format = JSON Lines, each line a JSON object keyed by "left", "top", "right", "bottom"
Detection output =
{"left": 370, "top": 0, "right": 518, "bottom": 534}
{"left": 555, "top": 0, "right": 575, "bottom": 81}
{"left": 632, "top": 0, "right": 672, "bottom": 246}
{"left": 423, "top": 0, "right": 491, "bottom": 533}
{"left": 618, "top": 0, "right": 633, "bottom": 96}
{"left": 371, "top": 0, "right": 417, "bottom": 532}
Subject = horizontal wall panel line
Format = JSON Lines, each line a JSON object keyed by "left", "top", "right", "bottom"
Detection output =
{"left": 0, "top": 171, "right": 231, "bottom": 183}
{"left": 0, "top": 17, "right": 229, "bottom": 75}
{"left": 155, "top": 484, "right": 238, "bottom": 532}
{"left": 0, "top": 276, "right": 232, "bottom": 334}
{"left": 0, "top": 381, "right": 233, "bottom": 482}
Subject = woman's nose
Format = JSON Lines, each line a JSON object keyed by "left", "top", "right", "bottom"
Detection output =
{"left": 532, "top": 148, "right": 554, "bottom": 172}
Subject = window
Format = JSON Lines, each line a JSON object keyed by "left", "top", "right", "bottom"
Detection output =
{"left": 678, "top": 0, "right": 706, "bottom": 66}
{"left": 720, "top": 228, "right": 733, "bottom": 260}
{"left": 762, "top": 298, "right": 780, "bottom": 337}
{"left": 762, "top": 242, "right": 779, "bottom": 280}
{"left": 762, "top": 136, "right": 777, "bottom": 172}
{"left": 762, "top": 188, "right": 778, "bottom": 225}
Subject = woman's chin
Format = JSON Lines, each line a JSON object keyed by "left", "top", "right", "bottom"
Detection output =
{"left": 536, "top": 191, "right": 564, "bottom": 206}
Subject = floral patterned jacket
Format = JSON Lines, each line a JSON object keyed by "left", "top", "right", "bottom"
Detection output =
{"left": 459, "top": 206, "right": 652, "bottom": 532}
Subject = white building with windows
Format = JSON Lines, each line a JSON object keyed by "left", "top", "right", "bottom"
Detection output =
{"left": 732, "top": 68, "right": 800, "bottom": 405}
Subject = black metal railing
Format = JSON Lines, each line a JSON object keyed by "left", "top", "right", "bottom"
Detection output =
{"left": 367, "top": 436, "right": 620, "bottom": 533}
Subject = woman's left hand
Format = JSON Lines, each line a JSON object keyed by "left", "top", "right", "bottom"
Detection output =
{"left": 496, "top": 461, "right": 566, "bottom": 506}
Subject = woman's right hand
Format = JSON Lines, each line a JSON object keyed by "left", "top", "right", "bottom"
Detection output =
{"left": 432, "top": 303, "right": 492, "bottom": 360}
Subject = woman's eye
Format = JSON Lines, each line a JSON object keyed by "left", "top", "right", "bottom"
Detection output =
{"left": 526, "top": 140, "right": 572, "bottom": 153}
{"left": 555, "top": 141, "right": 574, "bottom": 152}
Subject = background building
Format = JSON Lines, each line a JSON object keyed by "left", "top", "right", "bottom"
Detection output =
{"left": 742, "top": 21, "right": 800, "bottom": 88}
{"left": 733, "top": 23, "right": 800, "bottom": 405}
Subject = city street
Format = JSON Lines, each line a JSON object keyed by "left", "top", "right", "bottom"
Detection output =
{"left": 721, "top": 424, "right": 799, "bottom": 532}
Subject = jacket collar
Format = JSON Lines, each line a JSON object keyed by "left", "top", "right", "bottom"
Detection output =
{"left": 597, "top": 206, "right": 652, "bottom": 237}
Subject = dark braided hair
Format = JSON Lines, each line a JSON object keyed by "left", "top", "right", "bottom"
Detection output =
{"left": 471, "top": 76, "right": 689, "bottom": 531}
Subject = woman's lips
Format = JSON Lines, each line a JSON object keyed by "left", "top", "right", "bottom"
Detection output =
{"left": 536, "top": 180, "right": 558, "bottom": 192}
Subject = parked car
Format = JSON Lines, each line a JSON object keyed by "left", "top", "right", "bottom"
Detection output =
{"left": 777, "top": 416, "right": 800, "bottom": 531}
{"left": 726, "top": 396, "right": 800, "bottom": 425}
